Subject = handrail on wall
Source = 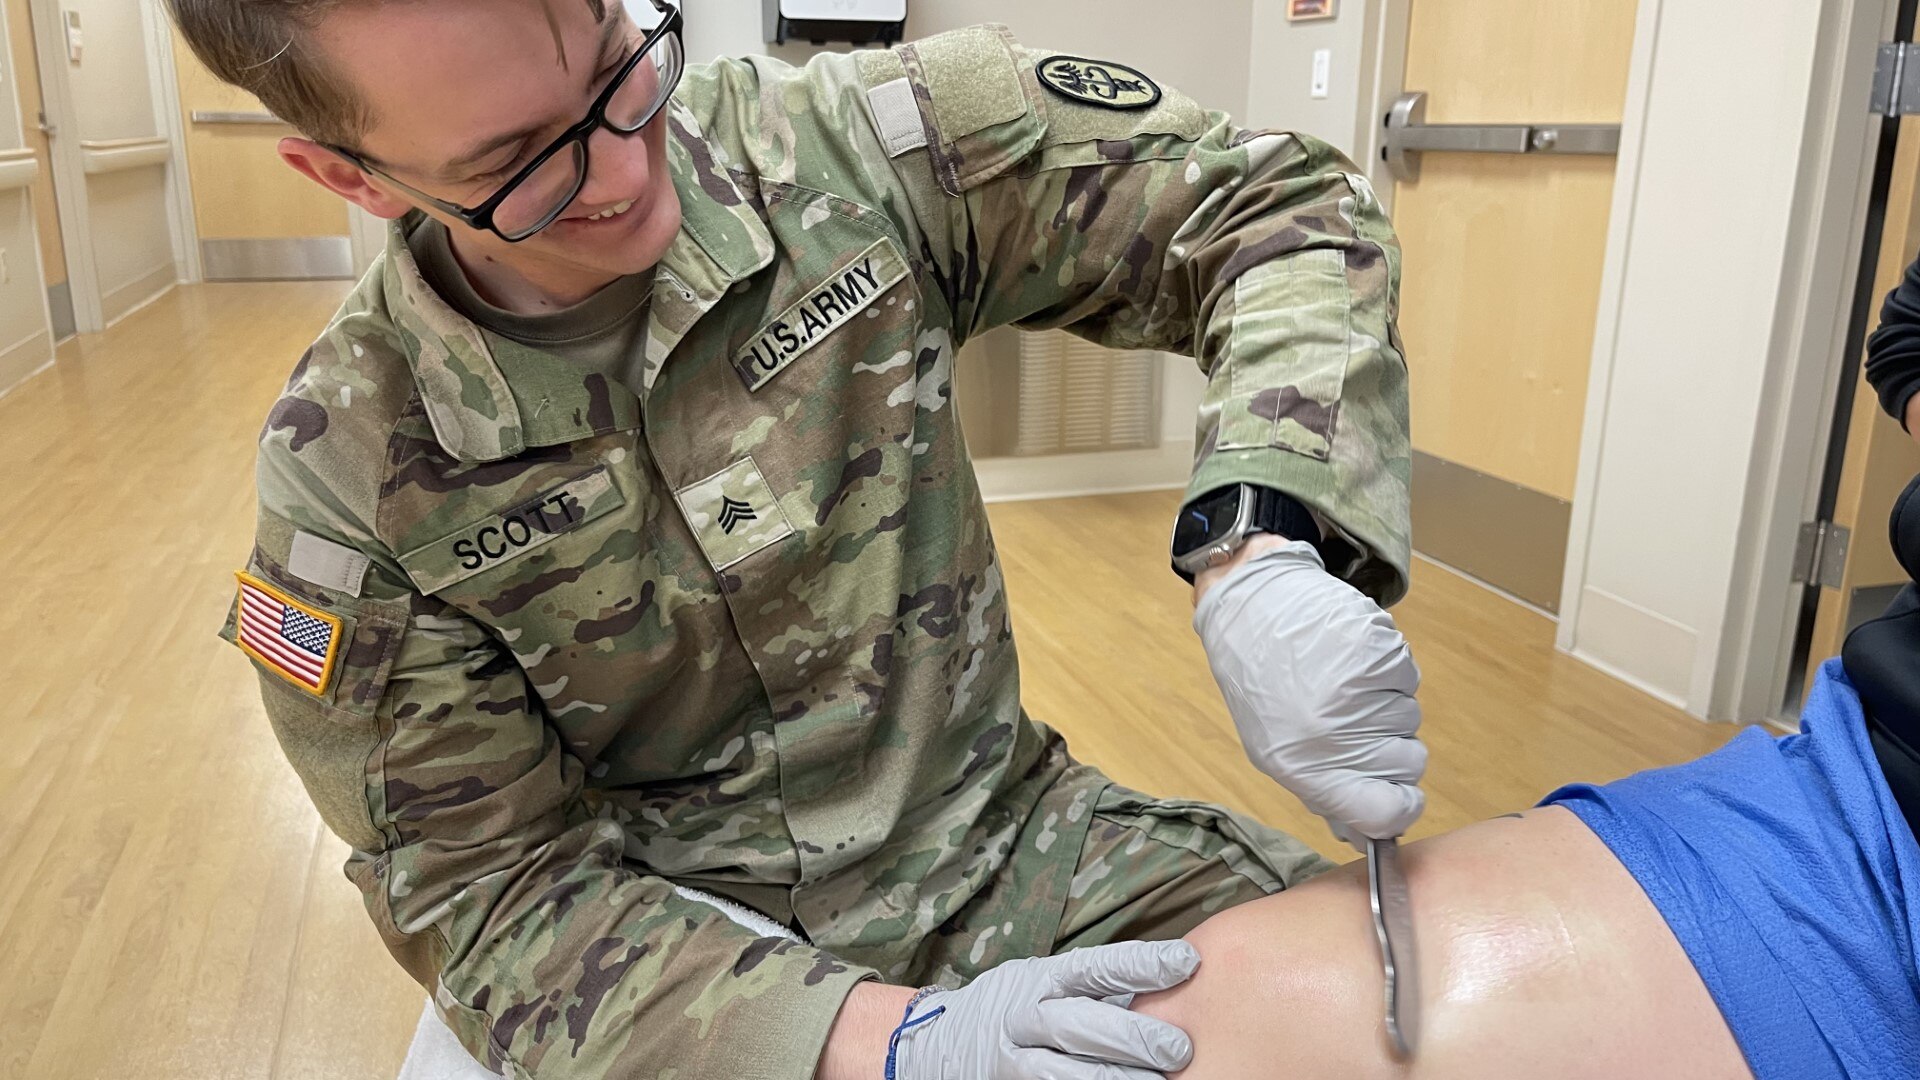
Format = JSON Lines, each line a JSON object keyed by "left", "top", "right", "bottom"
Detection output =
{"left": 76, "top": 136, "right": 171, "bottom": 150}
{"left": 0, "top": 152, "right": 38, "bottom": 193}
{"left": 77, "top": 136, "right": 172, "bottom": 176}
{"left": 189, "top": 110, "right": 286, "bottom": 126}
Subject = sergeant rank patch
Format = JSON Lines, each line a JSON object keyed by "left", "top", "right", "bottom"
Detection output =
{"left": 1036, "top": 55, "right": 1162, "bottom": 110}
{"left": 234, "top": 571, "right": 344, "bottom": 697}
{"left": 674, "top": 457, "right": 794, "bottom": 571}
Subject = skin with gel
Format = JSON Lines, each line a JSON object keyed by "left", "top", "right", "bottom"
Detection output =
{"left": 1135, "top": 808, "right": 1752, "bottom": 1080}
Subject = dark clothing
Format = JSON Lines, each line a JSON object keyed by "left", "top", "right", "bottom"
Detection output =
{"left": 1871, "top": 718, "right": 1920, "bottom": 842}
{"left": 1843, "top": 475, "right": 1920, "bottom": 837}
{"left": 1867, "top": 257, "right": 1920, "bottom": 429}
{"left": 1849, "top": 585, "right": 1920, "bottom": 837}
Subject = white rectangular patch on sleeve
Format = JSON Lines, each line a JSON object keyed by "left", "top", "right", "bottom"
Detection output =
{"left": 867, "top": 77, "right": 928, "bottom": 157}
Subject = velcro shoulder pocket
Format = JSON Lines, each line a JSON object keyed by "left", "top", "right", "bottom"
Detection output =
{"left": 220, "top": 542, "right": 407, "bottom": 720}
{"left": 863, "top": 25, "right": 1212, "bottom": 195}
{"left": 881, "top": 24, "right": 1048, "bottom": 195}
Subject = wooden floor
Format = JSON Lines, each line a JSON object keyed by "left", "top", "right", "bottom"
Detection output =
{"left": 0, "top": 283, "right": 1741, "bottom": 1079}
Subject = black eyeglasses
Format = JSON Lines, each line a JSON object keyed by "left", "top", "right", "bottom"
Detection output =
{"left": 329, "top": 0, "right": 685, "bottom": 242}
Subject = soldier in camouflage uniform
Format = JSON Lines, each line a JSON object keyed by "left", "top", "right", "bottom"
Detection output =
{"left": 177, "top": 0, "right": 1419, "bottom": 1075}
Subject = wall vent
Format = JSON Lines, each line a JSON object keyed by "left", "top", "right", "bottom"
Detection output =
{"left": 953, "top": 327, "right": 1161, "bottom": 458}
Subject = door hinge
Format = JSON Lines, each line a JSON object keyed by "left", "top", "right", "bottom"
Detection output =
{"left": 1792, "top": 521, "right": 1852, "bottom": 589}
{"left": 1873, "top": 43, "right": 1920, "bottom": 116}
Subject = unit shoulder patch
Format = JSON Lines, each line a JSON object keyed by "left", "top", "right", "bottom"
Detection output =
{"left": 1036, "top": 55, "right": 1162, "bottom": 111}
{"left": 234, "top": 571, "right": 345, "bottom": 697}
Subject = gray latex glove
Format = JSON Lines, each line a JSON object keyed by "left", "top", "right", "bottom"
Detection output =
{"left": 889, "top": 939, "right": 1200, "bottom": 1080}
{"left": 1194, "top": 540, "right": 1427, "bottom": 846}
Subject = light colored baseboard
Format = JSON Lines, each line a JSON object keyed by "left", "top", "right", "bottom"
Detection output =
{"left": 202, "top": 236, "right": 354, "bottom": 281}
{"left": 0, "top": 328, "right": 53, "bottom": 401}
{"left": 1568, "top": 584, "right": 1700, "bottom": 713}
{"left": 102, "top": 262, "right": 179, "bottom": 327}
{"left": 974, "top": 440, "right": 1191, "bottom": 504}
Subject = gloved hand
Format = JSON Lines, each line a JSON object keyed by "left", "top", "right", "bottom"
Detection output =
{"left": 888, "top": 939, "right": 1201, "bottom": 1080}
{"left": 1193, "top": 539, "right": 1427, "bottom": 846}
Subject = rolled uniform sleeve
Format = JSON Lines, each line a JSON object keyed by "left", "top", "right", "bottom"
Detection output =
{"left": 222, "top": 450, "right": 872, "bottom": 1078}
{"left": 857, "top": 27, "right": 1411, "bottom": 602}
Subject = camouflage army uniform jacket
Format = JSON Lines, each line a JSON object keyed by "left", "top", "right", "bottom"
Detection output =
{"left": 223, "top": 24, "right": 1409, "bottom": 1080}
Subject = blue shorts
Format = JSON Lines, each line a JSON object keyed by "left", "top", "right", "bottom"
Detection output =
{"left": 1542, "top": 660, "right": 1920, "bottom": 1080}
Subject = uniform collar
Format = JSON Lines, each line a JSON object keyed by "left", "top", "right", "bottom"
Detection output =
{"left": 638, "top": 101, "right": 777, "bottom": 392}
{"left": 383, "top": 98, "right": 775, "bottom": 463}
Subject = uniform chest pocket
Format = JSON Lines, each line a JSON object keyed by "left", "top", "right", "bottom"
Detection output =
{"left": 395, "top": 465, "right": 628, "bottom": 596}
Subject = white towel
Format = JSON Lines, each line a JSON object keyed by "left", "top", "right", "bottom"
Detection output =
{"left": 394, "top": 885, "right": 800, "bottom": 1079}
{"left": 397, "top": 998, "right": 502, "bottom": 1080}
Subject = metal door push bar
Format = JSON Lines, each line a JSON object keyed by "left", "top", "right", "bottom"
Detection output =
{"left": 1382, "top": 92, "right": 1620, "bottom": 183}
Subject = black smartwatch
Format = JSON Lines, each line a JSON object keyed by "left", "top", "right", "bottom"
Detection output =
{"left": 1170, "top": 484, "right": 1322, "bottom": 583}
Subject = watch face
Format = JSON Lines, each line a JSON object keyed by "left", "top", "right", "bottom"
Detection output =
{"left": 1173, "top": 487, "right": 1244, "bottom": 557}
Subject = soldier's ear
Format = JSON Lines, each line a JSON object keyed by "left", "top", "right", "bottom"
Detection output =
{"left": 278, "top": 136, "right": 414, "bottom": 220}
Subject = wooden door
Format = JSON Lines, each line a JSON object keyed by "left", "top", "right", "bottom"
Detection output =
{"left": 1802, "top": 117, "right": 1920, "bottom": 684}
{"left": 7, "top": 0, "right": 67, "bottom": 338}
{"left": 1392, "top": 0, "right": 1639, "bottom": 611}
{"left": 170, "top": 28, "right": 351, "bottom": 280}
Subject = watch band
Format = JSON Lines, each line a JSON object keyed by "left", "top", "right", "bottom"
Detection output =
{"left": 1248, "top": 485, "right": 1322, "bottom": 547}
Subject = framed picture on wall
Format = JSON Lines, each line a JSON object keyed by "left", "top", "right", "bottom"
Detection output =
{"left": 1287, "top": 0, "right": 1336, "bottom": 20}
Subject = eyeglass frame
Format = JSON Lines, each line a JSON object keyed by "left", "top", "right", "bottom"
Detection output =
{"left": 323, "top": 0, "right": 685, "bottom": 243}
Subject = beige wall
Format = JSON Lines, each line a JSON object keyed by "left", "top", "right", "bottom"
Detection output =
{"left": 170, "top": 28, "right": 348, "bottom": 242}
{"left": 51, "top": 0, "right": 177, "bottom": 322}
{"left": 66, "top": 0, "right": 163, "bottom": 141}
{"left": 1243, "top": 1, "right": 1380, "bottom": 159}
{"left": 0, "top": 181, "right": 52, "bottom": 396}
{"left": 0, "top": 187, "right": 49, "bottom": 350}
{"left": 88, "top": 165, "right": 175, "bottom": 319}
{"left": 0, "top": 0, "right": 55, "bottom": 395}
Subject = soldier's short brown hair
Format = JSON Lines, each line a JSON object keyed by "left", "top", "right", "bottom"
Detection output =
{"left": 166, "top": 0, "right": 607, "bottom": 151}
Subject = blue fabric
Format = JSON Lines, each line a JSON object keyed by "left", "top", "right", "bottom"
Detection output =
{"left": 1542, "top": 660, "right": 1920, "bottom": 1080}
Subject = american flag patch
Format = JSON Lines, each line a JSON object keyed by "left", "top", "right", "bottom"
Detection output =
{"left": 234, "top": 572, "right": 344, "bottom": 696}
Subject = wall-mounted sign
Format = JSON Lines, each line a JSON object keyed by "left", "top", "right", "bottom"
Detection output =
{"left": 1287, "top": 0, "right": 1336, "bottom": 20}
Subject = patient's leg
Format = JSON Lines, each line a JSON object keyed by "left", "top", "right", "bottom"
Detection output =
{"left": 1133, "top": 807, "right": 1751, "bottom": 1080}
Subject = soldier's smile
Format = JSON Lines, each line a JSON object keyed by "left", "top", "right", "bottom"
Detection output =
{"left": 550, "top": 186, "right": 654, "bottom": 239}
